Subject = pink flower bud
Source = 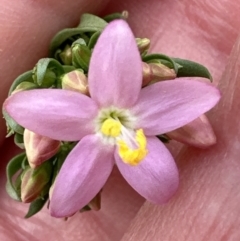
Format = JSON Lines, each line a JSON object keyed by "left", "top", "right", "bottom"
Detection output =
{"left": 142, "top": 62, "right": 176, "bottom": 86}
{"left": 21, "top": 163, "right": 51, "bottom": 203}
{"left": 61, "top": 70, "right": 89, "bottom": 95}
{"left": 166, "top": 115, "right": 216, "bottom": 148}
{"left": 24, "top": 129, "right": 60, "bottom": 168}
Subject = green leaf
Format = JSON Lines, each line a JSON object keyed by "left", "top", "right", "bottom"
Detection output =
{"left": 14, "top": 133, "right": 24, "bottom": 149}
{"left": 2, "top": 110, "right": 24, "bottom": 135}
{"left": 6, "top": 152, "right": 26, "bottom": 201}
{"left": 77, "top": 13, "right": 107, "bottom": 30}
{"left": 49, "top": 13, "right": 107, "bottom": 57}
{"left": 172, "top": 58, "right": 212, "bottom": 81}
{"left": 103, "top": 12, "right": 127, "bottom": 22}
{"left": 8, "top": 71, "right": 33, "bottom": 96}
{"left": 88, "top": 31, "right": 101, "bottom": 49}
{"left": 25, "top": 195, "right": 48, "bottom": 218}
{"left": 142, "top": 54, "right": 179, "bottom": 73}
{"left": 33, "top": 58, "right": 64, "bottom": 87}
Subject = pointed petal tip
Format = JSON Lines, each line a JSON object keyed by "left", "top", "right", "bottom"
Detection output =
{"left": 88, "top": 18, "right": 142, "bottom": 108}
{"left": 116, "top": 137, "right": 179, "bottom": 204}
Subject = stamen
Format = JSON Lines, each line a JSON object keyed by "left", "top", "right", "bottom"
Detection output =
{"left": 101, "top": 119, "right": 122, "bottom": 137}
{"left": 117, "top": 129, "right": 148, "bottom": 166}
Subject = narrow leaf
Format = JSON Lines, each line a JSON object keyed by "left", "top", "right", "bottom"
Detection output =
{"left": 2, "top": 110, "right": 24, "bottom": 135}
{"left": 88, "top": 31, "right": 101, "bottom": 49}
{"left": 173, "top": 58, "right": 212, "bottom": 80}
{"left": 34, "top": 58, "right": 64, "bottom": 86}
{"left": 6, "top": 152, "right": 26, "bottom": 201}
{"left": 25, "top": 195, "right": 48, "bottom": 218}
{"left": 8, "top": 71, "right": 33, "bottom": 96}
{"left": 14, "top": 133, "right": 24, "bottom": 149}
{"left": 50, "top": 14, "right": 107, "bottom": 57}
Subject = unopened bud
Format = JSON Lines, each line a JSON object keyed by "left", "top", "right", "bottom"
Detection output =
{"left": 21, "top": 162, "right": 52, "bottom": 203}
{"left": 142, "top": 62, "right": 176, "bottom": 86}
{"left": 32, "top": 68, "right": 56, "bottom": 88}
{"left": 11, "top": 82, "right": 37, "bottom": 95}
{"left": 24, "top": 129, "right": 60, "bottom": 168}
{"left": 166, "top": 115, "right": 216, "bottom": 148}
{"left": 72, "top": 39, "right": 91, "bottom": 71}
{"left": 121, "top": 10, "right": 129, "bottom": 19}
{"left": 136, "top": 38, "right": 150, "bottom": 54}
{"left": 61, "top": 70, "right": 89, "bottom": 95}
{"left": 59, "top": 45, "right": 72, "bottom": 65}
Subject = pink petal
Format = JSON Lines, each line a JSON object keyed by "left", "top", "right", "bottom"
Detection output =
{"left": 115, "top": 136, "right": 179, "bottom": 204}
{"left": 131, "top": 78, "right": 220, "bottom": 135}
{"left": 50, "top": 135, "right": 114, "bottom": 218}
{"left": 88, "top": 20, "right": 142, "bottom": 108}
{"left": 3, "top": 89, "right": 98, "bottom": 141}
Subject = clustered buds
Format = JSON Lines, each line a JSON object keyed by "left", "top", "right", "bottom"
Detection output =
{"left": 4, "top": 11, "right": 217, "bottom": 219}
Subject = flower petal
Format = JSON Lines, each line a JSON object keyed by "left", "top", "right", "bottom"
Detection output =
{"left": 3, "top": 89, "right": 98, "bottom": 141}
{"left": 50, "top": 134, "right": 114, "bottom": 218}
{"left": 115, "top": 136, "right": 179, "bottom": 204}
{"left": 131, "top": 78, "right": 220, "bottom": 135}
{"left": 88, "top": 20, "right": 142, "bottom": 108}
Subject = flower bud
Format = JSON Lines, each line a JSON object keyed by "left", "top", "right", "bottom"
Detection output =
{"left": 11, "top": 82, "right": 37, "bottom": 95}
{"left": 21, "top": 162, "right": 52, "bottom": 203}
{"left": 136, "top": 38, "right": 150, "bottom": 54}
{"left": 32, "top": 68, "right": 56, "bottom": 88}
{"left": 61, "top": 70, "right": 89, "bottom": 95}
{"left": 72, "top": 39, "right": 91, "bottom": 71}
{"left": 24, "top": 129, "right": 60, "bottom": 168}
{"left": 142, "top": 62, "right": 176, "bottom": 86}
{"left": 59, "top": 45, "right": 72, "bottom": 65}
{"left": 166, "top": 115, "right": 216, "bottom": 148}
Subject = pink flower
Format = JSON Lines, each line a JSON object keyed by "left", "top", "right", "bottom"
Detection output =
{"left": 3, "top": 20, "right": 220, "bottom": 218}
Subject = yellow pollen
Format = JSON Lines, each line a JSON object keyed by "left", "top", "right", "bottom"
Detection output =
{"left": 101, "top": 118, "right": 122, "bottom": 137}
{"left": 118, "top": 129, "right": 148, "bottom": 166}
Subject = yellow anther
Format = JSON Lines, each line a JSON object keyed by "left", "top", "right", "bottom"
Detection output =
{"left": 118, "top": 129, "right": 148, "bottom": 166}
{"left": 101, "top": 118, "right": 122, "bottom": 137}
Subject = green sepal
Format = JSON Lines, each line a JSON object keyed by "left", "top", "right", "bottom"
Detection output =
{"left": 88, "top": 31, "right": 101, "bottom": 49}
{"left": 62, "top": 65, "right": 76, "bottom": 73}
{"left": 2, "top": 110, "right": 24, "bottom": 135}
{"left": 72, "top": 41, "right": 91, "bottom": 71}
{"left": 103, "top": 12, "right": 127, "bottom": 22}
{"left": 173, "top": 58, "right": 212, "bottom": 81}
{"left": 142, "top": 54, "right": 179, "bottom": 73}
{"left": 8, "top": 71, "right": 33, "bottom": 96}
{"left": 6, "top": 152, "right": 26, "bottom": 201}
{"left": 14, "top": 133, "right": 24, "bottom": 149}
{"left": 25, "top": 195, "right": 48, "bottom": 218}
{"left": 33, "top": 58, "right": 64, "bottom": 87}
{"left": 50, "top": 13, "right": 107, "bottom": 57}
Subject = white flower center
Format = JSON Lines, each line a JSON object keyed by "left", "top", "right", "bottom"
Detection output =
{"left": 94, "top": 106, "right": 148, "bottom": 165}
